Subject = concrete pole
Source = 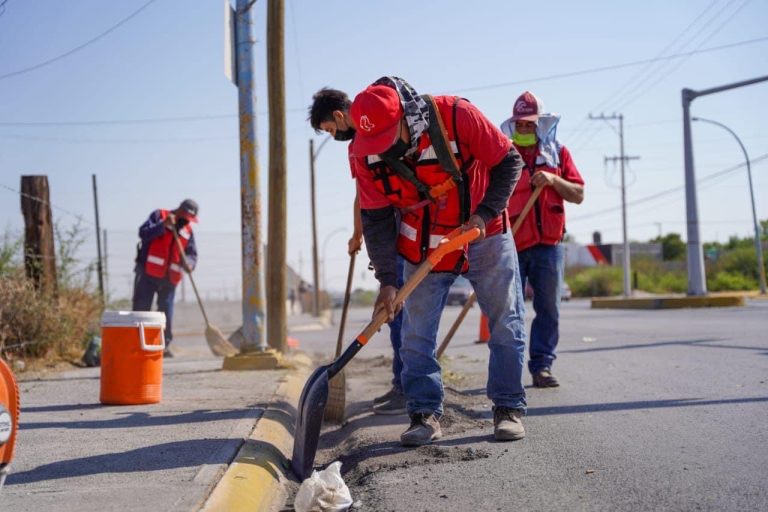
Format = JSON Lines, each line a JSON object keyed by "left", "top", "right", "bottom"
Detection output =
{"left": 682, "top": 90, "right": 707, "bottom": 296}
{"left": 680, "top": 75, "right": 768, "bottom": 296}
{"left": 692, "top": 117, "right": 766, "bottom": 295}
{"left": 236, "top": 0, "right": 266, "bottom": 352}
{"left": 266, "top": 0, "right": 287, "bottom": 352}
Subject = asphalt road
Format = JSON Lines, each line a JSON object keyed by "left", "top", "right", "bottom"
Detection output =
{"left": 289, "top": 298, "right": 768, "bottom": 512}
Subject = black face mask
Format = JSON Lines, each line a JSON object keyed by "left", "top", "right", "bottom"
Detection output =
{"left": 175, "top": 218, "right": 190, "bottom": 230}
{"left": 333, "top": 127, "right": 355, "bottom": 141}
{"left": 380, "top": 138, "right": 410, "bottom": 160}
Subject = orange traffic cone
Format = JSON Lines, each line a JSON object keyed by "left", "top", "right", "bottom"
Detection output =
{"left": 474, "top": 313, "right": 490, "bottom": 344}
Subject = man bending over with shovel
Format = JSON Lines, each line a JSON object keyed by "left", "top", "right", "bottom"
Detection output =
{"left": 309, "top": 87, "right": 406, "bottom": 415}
{"left": 348, "top": 77, "right": 528, "bottom": 445}
{"left": 133, "top": 199, "right": 199, "bottom": 358}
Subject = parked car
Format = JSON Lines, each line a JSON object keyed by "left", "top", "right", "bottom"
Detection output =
{"left": 524, "top": 281, "right": 572, "bottom": 301}
{"left": 447, "top": 276, "right": 473, "bottom": 306}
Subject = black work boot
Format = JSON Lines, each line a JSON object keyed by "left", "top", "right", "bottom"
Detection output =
{"left": 400, "top": 412, "right": 442, "bottom": 447}
{"left": 373, "top": 386, "right": 400, "bottom": 405}
{"left": 532, "top": 368, "right": 560, "bottom": 388}
{"left": 493, "top": 406, "right": 525, "bottom": 441}
{"left": 373, "top": 389, "right": 406, "bottom": 415}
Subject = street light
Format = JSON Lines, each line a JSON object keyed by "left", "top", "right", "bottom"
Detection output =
{"left": 309, "top": 135, "right": 332, "bottom": 316}
{"left": 322, "top": 227, "right": 347, "bottom": 293}
{"left": 692, "top": 116, "right": 767, "bottom": 295}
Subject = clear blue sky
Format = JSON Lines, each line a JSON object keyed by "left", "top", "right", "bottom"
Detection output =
{"left": 1, "top": 0, "right": 766, "bottom": 299}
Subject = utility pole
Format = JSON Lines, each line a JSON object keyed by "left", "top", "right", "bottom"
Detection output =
{"left": 309, "top": 139, "right": 320, "bottom": 316}
{"left": 20, "top": 176, "right": 57, "bottom": 295}
{"left": 223, "top": 0, "right": 278, "bottom": 369}
{"left": 681, "top": 75, "right": 768, "bottom": 296}
{"left": 91, "top": 174, "right": 104, "bottom": 302}
{"left": 103, "top": 228, "right": 109, "bottom": 300}
{"left": 590, "top": 113, "right": 639, "bottom": 297}
{"left": 308, "top": 136, "right": 331, "bottom": 316}
{"left": 266, "top": 0, "right": 287, "bottom": 352}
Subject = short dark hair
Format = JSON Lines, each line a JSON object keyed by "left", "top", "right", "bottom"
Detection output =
{"left": 308, "top": 88, "right": 351, "bottom": 133}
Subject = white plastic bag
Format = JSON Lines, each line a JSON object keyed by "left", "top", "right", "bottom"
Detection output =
{"left": 294, "top": 461, "right": 353, "bottom": 512}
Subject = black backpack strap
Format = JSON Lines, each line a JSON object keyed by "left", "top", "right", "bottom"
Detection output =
{"left": 422, "top": 94, "right": 462, "bottom": 185}
{"left": 379, "top": 154, "right": 433, "bottom": 200}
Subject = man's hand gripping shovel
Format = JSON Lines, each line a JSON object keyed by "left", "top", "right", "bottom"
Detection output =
{"left": 291, "top": 227, "right": 481, "bottom": 480}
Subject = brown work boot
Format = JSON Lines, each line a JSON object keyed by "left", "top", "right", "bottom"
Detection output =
{"left": 532, "top": 368, "right": 560, "bottom": 388}
{"left": 400, "top": 412, "right": 442, "bottom": 447}
{"left": 493, "top": 406, "right": 525, "bottom": 441}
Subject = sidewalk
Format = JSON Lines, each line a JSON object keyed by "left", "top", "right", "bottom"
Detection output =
{"left": 2, "top": 305, "right": 328, "bottom": 512}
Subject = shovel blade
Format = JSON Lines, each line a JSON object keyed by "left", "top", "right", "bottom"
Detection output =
{"left": 291, "top": 364, "right": 330, "bottom": 480}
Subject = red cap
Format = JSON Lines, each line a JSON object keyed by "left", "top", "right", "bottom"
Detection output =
{"left": 350, "top": 85, "right": 403, "bottom": 157}
{"left": 511, "top": 91, "right": 543, "bottom": 123}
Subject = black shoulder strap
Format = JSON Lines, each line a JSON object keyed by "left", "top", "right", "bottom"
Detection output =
{"left": 422, "top": 94, "right": 462, "bottom": 184}
{"left": 379, "top": 154, "right": 432, "bottom": 200}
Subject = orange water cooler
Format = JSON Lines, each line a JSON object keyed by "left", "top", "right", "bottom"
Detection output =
{"left": 100, "top": 311, "right": 166, "bottom": 405}
{"left": 0, "top": 358, "right": 19, "bottom": 491}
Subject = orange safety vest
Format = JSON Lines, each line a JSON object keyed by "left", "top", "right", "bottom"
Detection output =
{"left": 144, "top": 209, "right": 192, "bottom": 285}
{"left": 507, "top": 149, "right": 566, "bottom": 252}
{"left": 361, "top": 96, "right": 472, "bottom": 273}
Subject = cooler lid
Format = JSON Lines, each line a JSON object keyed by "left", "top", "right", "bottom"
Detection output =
{"left": 101, "top": 310, "right": 166, "bottom": 328}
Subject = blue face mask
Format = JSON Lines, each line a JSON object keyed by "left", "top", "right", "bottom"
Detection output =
{"left": 512, "top": 132, "right": 537, "bottom": 147}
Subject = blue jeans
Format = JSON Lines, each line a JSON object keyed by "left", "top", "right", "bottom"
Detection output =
{"left": 517, "top": 244, "right": 564, "bottom": 374}
{"left": 389, "top": 257, "right": 405, "bottom": 392}
{"left": 132, "top": 271, "right": 177, "bottom": 346}
{"left": 400, "top": 232, "right": 527, "bottom": 416}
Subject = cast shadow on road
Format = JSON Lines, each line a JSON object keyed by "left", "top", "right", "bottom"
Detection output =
{"left": 445, "top": 394, "right": 768, "bottom": 419}
{"left": 5, "top": 438, "right": 242, "bottom": 485}
{"left": 560, "top": 337, "right": 768, "bottom": 356}
{"left": 21, "top": 406, "right": 265, "bottom": 430}
{"left": 317, "top": 399, "right": 408, "bottom": 449}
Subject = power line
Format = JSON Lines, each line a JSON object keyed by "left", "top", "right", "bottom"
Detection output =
{"left": 0, "top": 36, "right": 765, "bottom": 127}
{"left": 448, "top": 35, "right": 768, "bottom": 94}
{"left": 569, "top": 153, "right": 768, "bottom": 223}
{"left": 0, "top": 0, "right": 160, "bottom": 82}
{"left": 0, "top": 107, "right": 307, "bottom": 127}
{"left": 0, "top": 182, "right": 95, "bottom": 226}
{"left": 567, "top": 3, "right": 756, "bottom": 151}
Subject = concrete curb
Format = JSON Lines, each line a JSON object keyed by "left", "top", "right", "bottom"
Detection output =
{"left": 201, "top": 354, "right": 310, "bottom": 511}
{"left": 591, "top": 294, "right": 746, "bottom": 309}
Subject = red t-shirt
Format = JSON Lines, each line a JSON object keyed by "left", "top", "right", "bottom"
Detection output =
{"left": 353, "top": 98, "right": 512, "bottom": 236}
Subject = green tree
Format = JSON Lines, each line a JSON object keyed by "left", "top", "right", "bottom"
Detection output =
{"left": 652, "top": 233, "right": 686, "bottom": 261}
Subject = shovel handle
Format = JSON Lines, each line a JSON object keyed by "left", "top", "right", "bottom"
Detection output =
{"left": 510, "top": 185, "right": 543, "bottom": 235}
{"left": 327, "top": 228, "right": 480, "bottom": 378}
{"left": 358, "top": 227, "right": 480, "bottom": 345}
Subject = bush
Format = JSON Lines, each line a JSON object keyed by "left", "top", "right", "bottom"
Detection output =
{"left": 0, "top": 224, "right": 102, "bottom": 365}
{"left": 567, "top": 266, "right": 623, "bottom": 297}
{"left": 707, "top": 271, "right": 756, "bottom": 292}
{"left": 0, "top": 271, "right": 101, "bottom": 360}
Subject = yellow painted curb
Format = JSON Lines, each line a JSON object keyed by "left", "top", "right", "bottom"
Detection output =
{"left": 591, "top": 294, "right": 745, "bottom": 309}
{"left": 201, "top": 354, "right": 311, "bottom": 512}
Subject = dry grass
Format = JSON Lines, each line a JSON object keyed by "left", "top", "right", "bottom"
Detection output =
{"left": 0, "top": 271, "right": 102, "bottom": 368}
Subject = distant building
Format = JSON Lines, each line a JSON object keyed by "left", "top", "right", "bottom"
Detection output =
{"left": 563, "top": 242, "right": 662, "bottom": 267}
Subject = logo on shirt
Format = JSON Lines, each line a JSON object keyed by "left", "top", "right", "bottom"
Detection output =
{"left": 359, "top": 115, "right": 375, "bottom": 132}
